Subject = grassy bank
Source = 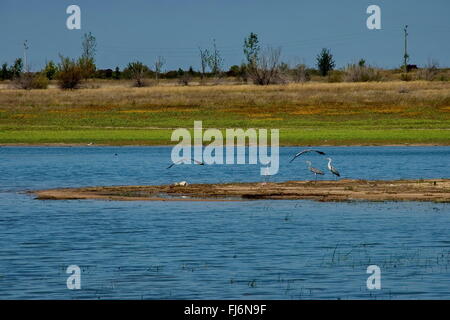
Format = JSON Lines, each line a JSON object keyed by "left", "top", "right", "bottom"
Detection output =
{"left": 1, "top": 81, "right": 449, "bottom": 145}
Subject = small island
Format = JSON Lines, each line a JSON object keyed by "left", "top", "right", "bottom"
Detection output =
{"left": 33, "top": 179, "right": 450, "bottom": 203}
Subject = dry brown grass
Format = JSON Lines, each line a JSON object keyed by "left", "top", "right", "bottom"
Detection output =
{"left": 0, "top": 80, "right": 449, "bottom": 145}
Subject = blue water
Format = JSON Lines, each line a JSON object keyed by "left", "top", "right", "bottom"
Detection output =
{"left": 0, "top": 146, "right": 449, "bottom": 299}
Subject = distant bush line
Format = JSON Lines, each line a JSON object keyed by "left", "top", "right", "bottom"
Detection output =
{"left": 0, "top": 32, "right": 449, "bottom": 89}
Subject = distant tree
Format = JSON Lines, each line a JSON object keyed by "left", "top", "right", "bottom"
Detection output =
{"left": 247, "top": 46, "right": 285, "bottom": 85}
{"left": 164, "top": 70, "right": 179, "bottom": 79}
{"left": 43, "top": 60, "right": 58, "bottom": 80}
{"left": 177, "top": 68, "right": 192, "bottom": 86}
{"left": 227, "top": 65, "right": 241, "bottom": 77}
{"left": 10, "top": 58, "right": 23, "bottom": 78}
{"left": 79, "top": 32, "right": 97, "bottom": 79}
{"left": 316, "top": 48, "right": 335, "bottom": 76}
{"left": 207, "top": 39, "right": 223, "bottom": 76}
{"left": 154, "top": 56, "right": 165, "bottom": 82}
{"left": 0, "top": 63, "right": 10, "bottom": 80}
{"left": 96, "top": 68, "right": 113, "bottom": 79}
{"left": 358, "top": 59, "right": 366, "bottom": 67}
{"left": 243, "top": 32, "right": 260, "bottom": 69}
{"left": 113, "top": 66, "right": 121, "bottom": 80}
{"left": 198, "top": 47, "right": 210, "bottom": 79}
{"left": 81, "top": 32, "right": 96, "bottom": 62}
{"left": 293, "top": 64, "right": 311, "bottom": 83}
{"left": 126, "top": 61, "right": 148, "bottom": 87}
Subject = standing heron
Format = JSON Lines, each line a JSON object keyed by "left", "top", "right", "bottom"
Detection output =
{"left": 326, "top": 158, "right": 341, "bottom": 180}
{"left": 289, "top": 149, "right": 326, "bottom": 163}
{"left": 306, "top": 161, "right": 324, "bottom": 182}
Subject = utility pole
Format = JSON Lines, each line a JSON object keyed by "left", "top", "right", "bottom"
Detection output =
{"left": 23, "top": 40, "right": 29, "bottom": 72}
{"left": 403, "top": 25, "right": 409, "bottom": 73}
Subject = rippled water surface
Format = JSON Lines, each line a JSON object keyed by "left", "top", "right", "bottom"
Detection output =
{"left": 0, "top": 146, "right": 449, "bottom": 299}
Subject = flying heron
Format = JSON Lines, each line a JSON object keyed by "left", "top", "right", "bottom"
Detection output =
{"left": 290, "top": 149, "right": 326, "bottom": 163}
{"left": 167, "top": 158, "right": 204, "bottom": 169}
{"left": 306, "top": 160, "right": 324, "bottom": 182}
{"left": 326, "top": 158, "right": 341, "bottom": 180}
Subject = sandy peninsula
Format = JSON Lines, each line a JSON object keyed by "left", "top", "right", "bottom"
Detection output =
{"left": 33, "top": 179, "right": 450, "bottom": 203}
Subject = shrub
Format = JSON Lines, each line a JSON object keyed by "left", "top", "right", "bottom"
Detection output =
{"left": 124, "top": 61, "right": 149, "bottom": 87}
{"left": 416, "top": 60, "right": 439, "bottom": 81}
{"left": 78, "top": 56, "right": 96, "bottom": 80}
{"left": 56, "top": 56, "right": 83, "bottom": 89}
{"left": 400, "top": 73, "right": 412, "bottom": 82}
{"left": 13, "top": 72, "right": 49, "bottom": 90}
{"left": 327, "top": 70, "right": 343, "bottom": 83}
{"left": 247, "top": 47, "right": 286, "bottom": 85}
{"left": 178, "top": 73, "right": 192, "bottom": 86}
{"left": 344, "top": 64, "right": 383, "bottom": 82}
{"left": 31, "top": 74, "right": 49, "bottom": 89}
{"left": 292, "top": 64, "right": 311, "bottom": 83}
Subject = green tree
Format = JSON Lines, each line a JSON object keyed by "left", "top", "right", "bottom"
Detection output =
{"left": 243, "top": 32, "right": 260, "bottom": 68}
{"left": 10, "top": 58, "right": 23, "bottom": 78}
{"left": 0, "top": 63, "right": 10, "bottom": 80}
{"left": 113, "top": 66, "right": 121, "bottom": 80}
{"left": 43, "top": 60, "right": 58, "bottom": 80}
{"left": 316, "top": 48, "right": 335, "bottom": 76}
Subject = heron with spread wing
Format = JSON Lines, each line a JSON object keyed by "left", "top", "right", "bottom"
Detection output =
{"left": 289, "top": 149, "right": 326, "bottom": 163}
{"left": 167, "top": 158, "right": 204, "bottom": 169}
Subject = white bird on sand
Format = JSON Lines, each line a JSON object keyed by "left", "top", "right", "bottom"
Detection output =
{"left": 290, "top": 149, "right": 326, "bottom": 163}
{"left": 306, "top": 160, "right": 324, "bottom": 182}
{"left": 326, "top": 158, "right": 341, "bottom": 180}
{"left": 167, "top": 158, "right": 204, "bottom": 169}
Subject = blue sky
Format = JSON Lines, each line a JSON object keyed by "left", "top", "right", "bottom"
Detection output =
{"left": 1, "top": 0, "right": 449, "bottom": 71}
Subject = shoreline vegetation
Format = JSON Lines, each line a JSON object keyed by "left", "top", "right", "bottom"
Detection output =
{"left": 33, "top": 179, "right": 450, "bottom": 203}
{"left": 1, "top": 81, "right": 450, "bottom": 146}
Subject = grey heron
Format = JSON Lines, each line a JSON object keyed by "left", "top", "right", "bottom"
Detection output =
{"left": 326, "top": 158, "right": 341, "bottom": 180}
{"left": 306, "top": 160, "right": 324, "bottom": 182}
{"left": 290, "top": 149, "right": 326, "bottom": 163}
{"left": 167, "top": 158, "right": 204, "bottom": 169}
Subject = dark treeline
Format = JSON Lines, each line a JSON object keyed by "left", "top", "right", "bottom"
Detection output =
{"left": 1, "top": 32, "right": 448, "bottom": 89}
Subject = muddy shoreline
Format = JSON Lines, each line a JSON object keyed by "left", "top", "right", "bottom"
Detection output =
{"left": 33, "top": 179, "right": 450, "bottom": 203}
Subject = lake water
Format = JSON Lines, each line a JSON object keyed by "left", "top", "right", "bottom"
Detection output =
{"left": 0, "top": 146, "right": 449, "bottom": 299}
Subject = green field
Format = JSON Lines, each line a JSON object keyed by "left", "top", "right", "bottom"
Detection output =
{"left": 0, "top": 81, "right": 449, "bottom": 145}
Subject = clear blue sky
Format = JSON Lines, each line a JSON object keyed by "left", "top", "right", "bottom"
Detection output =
{"left": 1, "top": 0, "right": 449, "bottom": 71}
